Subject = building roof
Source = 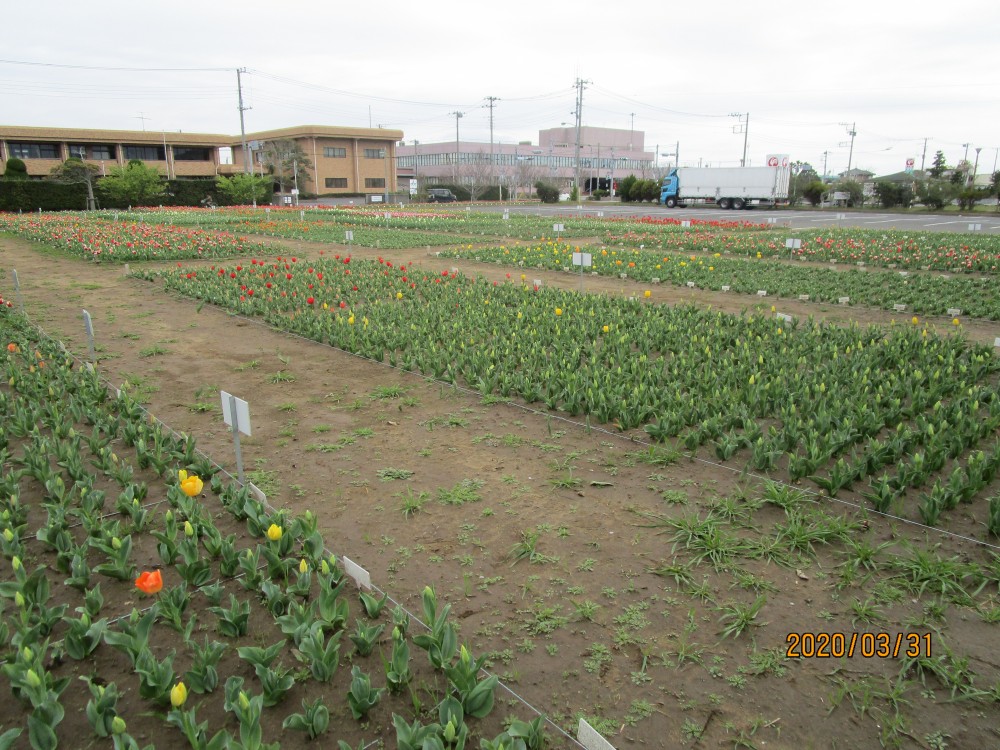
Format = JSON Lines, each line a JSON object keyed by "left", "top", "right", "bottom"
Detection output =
{"left": 0, "top": 125, "right": 232, "bottom": 146}
{"left": 875, "top": 169, "right": 928, "bottom": 182}
{"left": 0, "top": 124, "right": 404, "bottom": 149}
{"left": 242, "top": 125, "right": 403, "bottom": 143}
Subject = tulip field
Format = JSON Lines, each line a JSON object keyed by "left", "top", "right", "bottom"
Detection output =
{"left": 144, "top": 252, "right": 1000, "bottom": 536}
{"left": 2, "top": 207, "right": 1000, "bottom": 749}
{"left": 0, "top": 308, "right": 544, "bottom": 750}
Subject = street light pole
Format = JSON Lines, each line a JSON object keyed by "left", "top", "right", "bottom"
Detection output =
{"left": 413, "top": 140, "right": 419, "bottom": 196}
{"left": 973, "top": 146, "right": 982, "bottom": 186}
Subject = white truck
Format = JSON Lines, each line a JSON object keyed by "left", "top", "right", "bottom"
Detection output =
{"left": 659, "top": 165, "right": 790, "bottom": 209}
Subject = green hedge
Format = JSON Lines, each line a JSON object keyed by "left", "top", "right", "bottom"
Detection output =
{"left": 0, "top": 178, "right": 274, "bottom": 212}
{"left": 0, "top": 181, "right": 90, "bottom": 212}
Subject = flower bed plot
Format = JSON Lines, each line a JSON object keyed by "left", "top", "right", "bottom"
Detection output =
{"left": 151, "top": 254, "right": 1000, "bottom": 533}
{"left": 0, "top": 310, "right": 547, "bottom": 749}
{"left": 0, "top": 214, "right": 272, "bottom": 263}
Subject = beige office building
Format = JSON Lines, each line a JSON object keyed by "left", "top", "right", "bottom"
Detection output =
{"left": 0, "top": 124, "right": 403, "bottom": 198}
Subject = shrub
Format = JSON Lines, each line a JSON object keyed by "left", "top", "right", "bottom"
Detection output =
{"left": 534, "top": 182, "right": 560, "bottom": 204}
{"left": 479, "top": 185, "right": 509, "bottom": 201}
{"left": 3, "top": 158, "right": 28, "bottom": 180}
{"left": 618, "top": 175, "right": 638, "bottom": 202}
{"left": 915, "top": 180, "right": 956, "bottom": 210}
{"left": 803, "top": 181, "right": 826, "bottom": 207}
{"left": 873, "top": 181, "right": 913, "bottom": 209}
{"left": 957, "top": 187, "right": 987, "bottom": 211}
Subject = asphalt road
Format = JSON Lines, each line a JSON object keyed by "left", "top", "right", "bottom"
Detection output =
{"left": 449, "top": 202, "right": 1000, "bottom": 234}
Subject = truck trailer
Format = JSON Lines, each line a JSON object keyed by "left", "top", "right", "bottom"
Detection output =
{"left": 659, "top": 165, "right": 790, "bottom": 209}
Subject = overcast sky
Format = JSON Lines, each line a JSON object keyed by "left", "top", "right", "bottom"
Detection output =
{"left": 3, "top": 0, "right": 998, "bottom": 177}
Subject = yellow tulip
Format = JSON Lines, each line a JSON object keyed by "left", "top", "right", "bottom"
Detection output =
{"left": 911, "top": 316, "right": 919, "bottom": 325}
{"left": 602, "top": 325, "right": 609, "bottom": 333}
{"left": 266, "top": 523, "right": 283, "bottom": 542}
{"left": 644, "top": 290, "right": 651, "bottom": 298}
{"left": 952, "top": 318, "right": 960, "bottom": 326}
{"left": 178, "top": 470, "right": 203, "bottom": 498}
{"left": 555, "top": 308, "right": 562, "bottom": 316}
{"left": 396, "top": 292, "right": 403, "bottom": 300}
{"left": 299, "top": 559, "right": 308, "bottom": 574}
{"left": 170, "top": 681, "right": 188, "bottom": 708}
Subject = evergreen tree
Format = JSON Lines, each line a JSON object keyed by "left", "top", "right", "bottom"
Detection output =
{"left": 928, "top": 150, "right": 948, "bottom": 179}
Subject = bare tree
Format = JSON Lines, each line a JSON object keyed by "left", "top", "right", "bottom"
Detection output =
{"left": 458, "top": 150, "right": 494, "bottom": 201}
{"left": 511, "top": 158, "right": 545, "bottom": 200}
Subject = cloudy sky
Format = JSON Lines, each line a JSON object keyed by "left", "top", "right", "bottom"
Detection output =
{"left": 4, "top": 0, "right": 997, "bottom": 177}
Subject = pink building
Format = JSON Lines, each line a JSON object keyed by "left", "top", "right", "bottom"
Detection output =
{"left": 396, "top": 126, "right": 658, "bottom": 198}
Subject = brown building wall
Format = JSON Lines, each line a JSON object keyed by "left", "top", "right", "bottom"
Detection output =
{"left": 231, "top": 126, "right": 402, "bottom": 196}
{"left": 0, "top": 125, "right": 403, "bottom": 194}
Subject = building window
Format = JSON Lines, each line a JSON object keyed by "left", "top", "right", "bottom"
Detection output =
{"left": 325, "top": 177, "right": 348, "bottom": 188}
{"left": 68, "top": 144, "right": 87, "bottom": 160}
{"left": 173, "top": 147, "right": 211, "bottom": 161}
{"left": 92, "top": 145, "right": 115, "bottom": 160}
{"left": 123, "top": 145, "right": 165, "bottom": 161}
{"left": 364, "top": 148, "right": 385, "bottom": 159}
{"left": 364, "top": 178, "right": 385, "bottom": 188}
{"left": 324, "top": 147, "right": 346, "bottom": 158}
{"left": 9, "top": 142, "right": 60, "bottom": 159}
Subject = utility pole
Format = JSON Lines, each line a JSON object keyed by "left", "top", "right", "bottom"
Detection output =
{"left": 237, "top": 68, "right": 251, "bottom": 174}
{"left": 920, "top": 137, "right": 930, "bottom": 172}
{"left": 839, "top": 122, "right": 857, "bottom": 174}
{"left": 973, "top": 146, "right": 982, "bottom": 186}
{"left": 629, "top": 112, "right": 636, "bottom": 150}
{"left": 485, "top": 96, "right": 499, "bottom": 195}
{"left": 822, "top": 150, "right": 829, "bottom": 179}
{"left": 450, "top": 111, "right": 464, "bottom": 183}
{"left": 962, "top": 143, "right": 970, "bottom": 164}
{"left": 730, "top": 113, "right": 749, "bottom": 167}
{"left": 573, "top": 78, "right": 589, "bottom": 199}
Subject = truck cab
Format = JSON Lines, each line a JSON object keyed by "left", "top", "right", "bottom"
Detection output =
{"left": 659, "top": 170, "right": 680, "bottom": 208}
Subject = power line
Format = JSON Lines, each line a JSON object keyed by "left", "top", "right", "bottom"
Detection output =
{"left": 0, "top": 58, "right": 230, "bottom": 72}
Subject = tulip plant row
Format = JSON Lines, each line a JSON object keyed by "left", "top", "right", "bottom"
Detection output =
{"left": 149, "top": 254, "right": 1000, "bottom": 532}
{"left": 439, "top": 242, "right": 1000, "bottom": 319}
{"left": 0, "top": 214, "right": 273, "bottom": 263}
{"left": 118, "top": 205, "right": 772, "bottom": 244}
{"left": 0, "top": 309, "right": 548, "bottom": 749}
{"left": 605, "top": 226, "right": 1000, "bottom": 274}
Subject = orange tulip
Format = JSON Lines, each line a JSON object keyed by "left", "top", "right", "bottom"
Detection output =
{"left": 6, "top": 343, "right": 17, "bottom": 353}
{"left": 135, "top": 570, "right": 163, "bottom": 595}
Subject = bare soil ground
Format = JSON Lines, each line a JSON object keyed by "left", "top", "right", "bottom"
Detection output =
{"left": 1, "top": 230, "right": 999, "bottom": 750}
